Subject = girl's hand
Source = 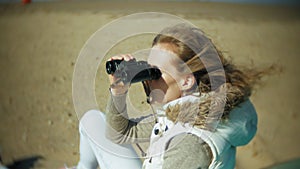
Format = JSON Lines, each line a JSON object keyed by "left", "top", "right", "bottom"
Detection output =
{"left": 107, "top": 54, "right": 134, "bottom": 95}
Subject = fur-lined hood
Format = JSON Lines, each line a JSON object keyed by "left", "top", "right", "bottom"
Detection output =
{"left": 162, "top": 94, "right": 257, "bottom": 147}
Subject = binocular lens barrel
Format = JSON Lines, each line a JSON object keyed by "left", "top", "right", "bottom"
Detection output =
{"left": 105, "top": 60, "right": 161, "bottom": 83}
{"left": 130, "top": 68, "right": 161, "bottom": 83}
{"left": 106, "top": 60, "right": 122, "bottom": 75}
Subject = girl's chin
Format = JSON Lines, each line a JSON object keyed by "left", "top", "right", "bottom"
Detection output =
{"left": 148, "top": 96, "right": 165, "bottom": 105}
{"left": 149, "top": 89, "right": 165, "bottom": 104}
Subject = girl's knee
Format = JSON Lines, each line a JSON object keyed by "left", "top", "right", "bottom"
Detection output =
{"left": 80, "top": 110, "right": 105, "bottom": 123}
{"left": 79, "top": 109, "right": 106, "bottom": 136}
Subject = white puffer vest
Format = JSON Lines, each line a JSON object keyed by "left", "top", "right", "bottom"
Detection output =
{"left": 142, "top": 95, "right": 257, "bottom": 169}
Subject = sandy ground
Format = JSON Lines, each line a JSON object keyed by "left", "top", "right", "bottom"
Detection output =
{"left": 0, "top": 1, "right": 299, "bottom": 169}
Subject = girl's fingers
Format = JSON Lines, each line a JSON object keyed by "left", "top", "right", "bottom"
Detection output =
{"left": 125, "top": 54, "right": 134, "bottom": 60}
{"left": 107, "top": 54, "right": 135, "bottom": 62}
{"left": 109, "top": 56, "right": 123, "bottom": 61}
{"left": 121, "top": 54, "right": 133, "bottom": 61}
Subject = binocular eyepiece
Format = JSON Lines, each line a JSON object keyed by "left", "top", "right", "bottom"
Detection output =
{"left": 106, "top": 59, "right": 161, "bottom": 84}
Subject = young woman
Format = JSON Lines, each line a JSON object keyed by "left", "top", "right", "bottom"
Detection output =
{"left": 65, "top": 24, "right": 268, "bottom": 169}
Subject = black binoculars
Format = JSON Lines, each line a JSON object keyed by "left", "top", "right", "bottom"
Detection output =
{"left": 106, "top": 59, "right": 162, "bottom": 84}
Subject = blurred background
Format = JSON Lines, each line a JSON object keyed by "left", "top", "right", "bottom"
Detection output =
{"left": 0, "top": 0, "right": 299, "bottom": 169}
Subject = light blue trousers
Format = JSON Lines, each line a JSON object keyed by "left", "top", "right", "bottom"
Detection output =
{"left": 77, "top": 110, "right": 142, "bottom": 169}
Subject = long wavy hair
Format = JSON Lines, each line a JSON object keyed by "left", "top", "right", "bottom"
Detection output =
{"left": 151, "top": 24, "right": 276, "bottom": 131}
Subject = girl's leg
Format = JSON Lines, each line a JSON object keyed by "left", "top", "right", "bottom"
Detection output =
{"left": 76, "top": 122, "right": 99, "bottom": 169}
{"left": 77, "top": 110, "right": 142, "bottom": 169}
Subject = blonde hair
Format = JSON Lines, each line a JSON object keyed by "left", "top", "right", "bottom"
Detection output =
{"left": 152, "top": 24, "right": 275, "bottom": 130}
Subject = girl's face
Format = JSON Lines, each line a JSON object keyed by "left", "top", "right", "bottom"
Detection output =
{"left": 146, "top": 43, "right": 186, "bottom": 104}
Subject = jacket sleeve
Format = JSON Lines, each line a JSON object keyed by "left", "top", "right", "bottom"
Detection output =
{"left": 105, "top": 92, "right": 155, "bottom": 144}
{"left": 162, "top": 134, "right": 212, "bottom": 169}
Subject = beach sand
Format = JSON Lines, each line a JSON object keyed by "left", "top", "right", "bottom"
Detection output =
{"left": 0, "top": 1, "right": 299, "bottom": 169}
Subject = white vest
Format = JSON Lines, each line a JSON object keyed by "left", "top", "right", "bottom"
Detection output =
{"left": 142, "top": 98, "right": 257, "bottom": 169}
{"left": 142, "top": 120, "right": 235, "bottom": 169}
